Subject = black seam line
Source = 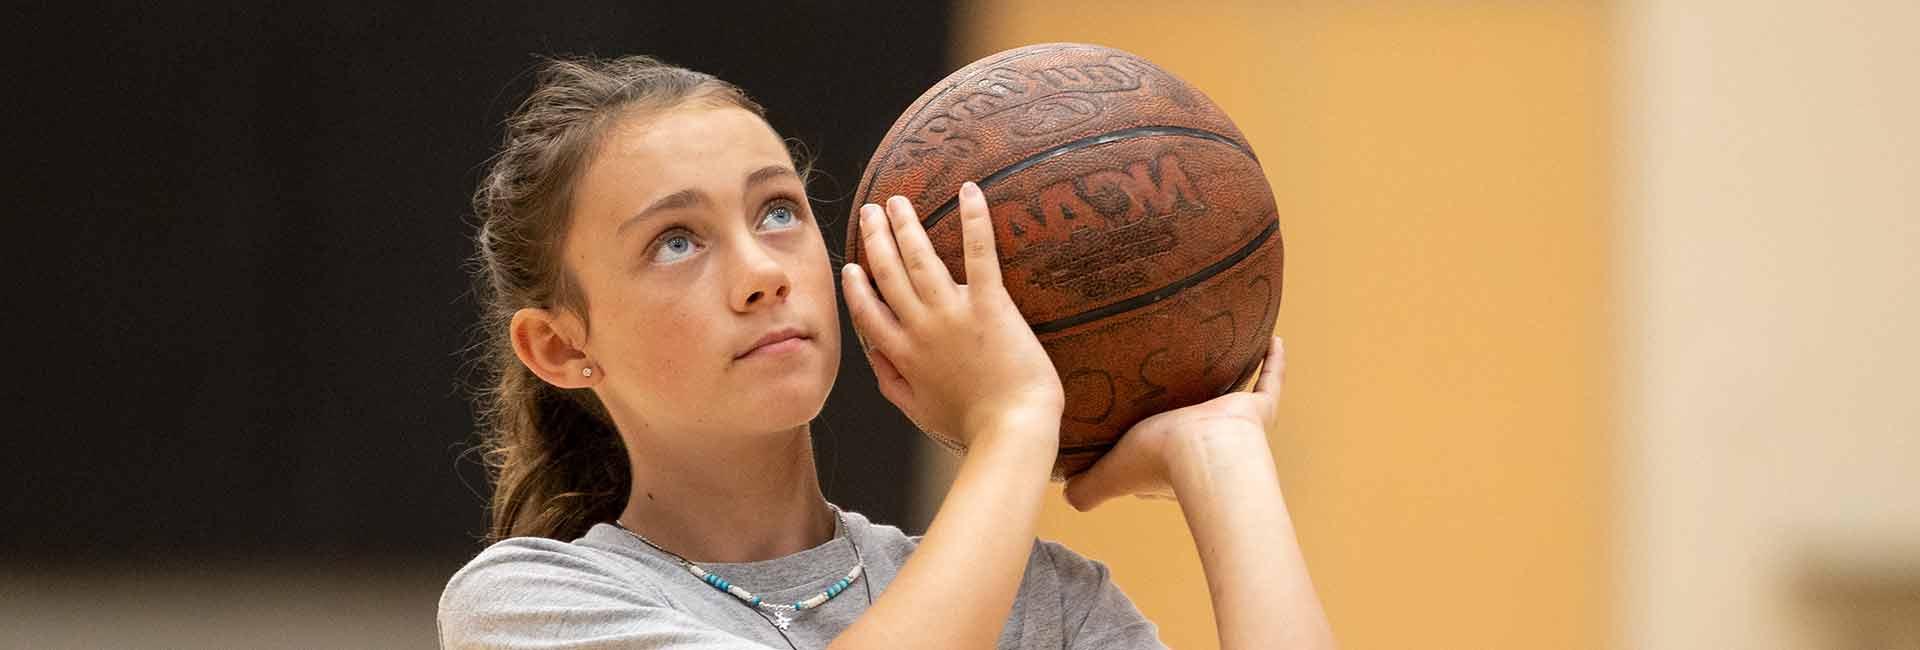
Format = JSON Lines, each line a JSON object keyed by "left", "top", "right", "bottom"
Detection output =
{"left": 1054, "top": 347, "right": 1266, "bottom": 457}
{"left": 918, "top": 125, "right": 1253, "bottom": 231}
{"left": 855, "top": 44, "right": 1080, "bottom": 208}
{"left": 1057, "top": 338, "right": 1269, "bottom": 452}
{"left": 1059, "top": 441, "right": 1118, "bottom": 455}
{"left": 1030, "top": 217, "right": 1278, "bottom": 335}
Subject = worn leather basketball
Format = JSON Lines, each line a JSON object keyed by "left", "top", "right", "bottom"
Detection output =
{"left": 847, "top": 43, "right": 1283, "bottom": 478}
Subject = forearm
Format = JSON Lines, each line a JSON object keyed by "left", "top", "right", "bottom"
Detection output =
{"left": 1171, "top": 430, "right": 1334, "bottom": 650}
{"left": 829, "top": 412, "right": 1058, "bottom": 650}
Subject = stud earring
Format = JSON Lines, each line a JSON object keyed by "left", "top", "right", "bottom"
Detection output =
{"left": 582, "top": 366, "right": 594, "bottom": 377}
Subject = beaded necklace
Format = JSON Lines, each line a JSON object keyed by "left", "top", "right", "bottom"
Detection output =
{"left": 611, "top": 504, "right": 872, "bottom": 638}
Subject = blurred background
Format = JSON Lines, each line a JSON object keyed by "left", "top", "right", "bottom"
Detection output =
{"left": 5, "top": 1, "right": 1916, "bottom": 648}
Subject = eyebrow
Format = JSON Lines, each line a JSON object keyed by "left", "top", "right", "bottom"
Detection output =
{"left": 615, "top": 164, "right": 800, "bottom": 238}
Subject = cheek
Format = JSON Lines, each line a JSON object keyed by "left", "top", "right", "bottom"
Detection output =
{"left": 797, "top": 238, "right": 844, "bottom": 356}
{"left": 796, "top": 225, "right": 833, "bottom": 285}
{"left": 793, "top": 236, "right": 838, "bottom": 309}
{"left": 603, "top": 299, "right": 708, "bottom": 384}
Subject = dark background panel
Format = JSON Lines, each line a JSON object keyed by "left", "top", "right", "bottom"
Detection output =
{"left": 3, "top": 1, "right": 949, "bottom": 564}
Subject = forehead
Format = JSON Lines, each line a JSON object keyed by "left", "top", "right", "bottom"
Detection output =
{"left": 593, "top": 105, "right": 790, "bottom": 182}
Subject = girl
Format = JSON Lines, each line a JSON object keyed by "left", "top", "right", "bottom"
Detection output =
{"left": 437, "top": 55, "right": 1332, "bottom": 649}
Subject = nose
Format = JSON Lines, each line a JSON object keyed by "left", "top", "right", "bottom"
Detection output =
{"left": 731, "top": 239, "right": 791, "bottom": 312}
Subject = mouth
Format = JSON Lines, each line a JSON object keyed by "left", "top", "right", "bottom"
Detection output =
{"left": 735, "top": 327, "right": 812, "bottom": 361}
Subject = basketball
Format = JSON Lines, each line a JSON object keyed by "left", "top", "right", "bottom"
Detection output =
{"left": 847, "top": 43, "right": 1284, "bottom": 478}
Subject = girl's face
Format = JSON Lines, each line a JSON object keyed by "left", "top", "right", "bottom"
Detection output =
{"left": 562, "top": 105, "right": 841, "bottom": 438}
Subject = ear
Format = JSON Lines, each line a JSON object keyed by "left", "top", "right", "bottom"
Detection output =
{"left": 509, "top": 307, "right": 596, "bottom": 389}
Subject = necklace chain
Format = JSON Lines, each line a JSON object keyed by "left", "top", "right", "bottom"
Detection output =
{"left": 611, "top": 504, "right": 869, "bottom": 635}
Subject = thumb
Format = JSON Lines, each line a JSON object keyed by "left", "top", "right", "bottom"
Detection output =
{"left": 1061, "top": 442, "right": 1158, "bottom": 512}
{"left": 1253, "top": 336, "right": 1286, "bottom": 398}
{"left": 1061, "top": 475, "right": 1109, "bottom": 513}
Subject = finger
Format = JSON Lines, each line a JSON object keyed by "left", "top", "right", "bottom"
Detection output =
{"left": 885, "top": 195, "right": 957, "bottom": 304}
{"left": 1252, "top": 336, "right": 1286, "bottom": 398}
{"left": 956, "top": 181, "right": 1002, "bottom": 288}
{"left": 841, "top": 263, "right": 908, "bottom": 358}
{"left": 1061, "top": 442, "right": 1161, "bottom": 512}
{"left": 857, "top": 203, "right": 924, "bottom": 322}
{"left": 851, "top": 272, "right": 917, "bottom": 410}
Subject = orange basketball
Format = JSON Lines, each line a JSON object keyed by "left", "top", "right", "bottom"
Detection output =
{"left": 847, "top": 43, "right": 1283, "bottom": 478}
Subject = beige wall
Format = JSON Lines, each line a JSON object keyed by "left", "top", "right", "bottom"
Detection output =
{"left": 1619, "top": 1, "right": 1920, "bottom": 647}
{"left": 942, "top": 2, "right": 1614, "bottom": 648}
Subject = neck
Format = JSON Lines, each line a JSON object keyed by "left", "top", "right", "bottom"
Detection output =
{"left": 616, "top": 422, "right": 834, "bottom": 564}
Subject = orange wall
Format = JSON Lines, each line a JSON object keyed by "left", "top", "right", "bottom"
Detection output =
{"left": 952, "top": 3, "right": 1613, "bottom": 648}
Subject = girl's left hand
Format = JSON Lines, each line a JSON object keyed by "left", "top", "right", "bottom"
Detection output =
{"left": 1062, "top": 336, "right": 1287, "bottom": 511}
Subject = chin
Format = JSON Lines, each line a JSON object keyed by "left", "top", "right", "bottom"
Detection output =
{"left": 752, "top": 396, "right": 828, "bottom": 433}
{"left": 751, "top": 367, "right": 836, "bottom": 428}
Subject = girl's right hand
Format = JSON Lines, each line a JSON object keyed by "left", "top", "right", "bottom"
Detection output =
{"left": 841, "top": 181, "right": 1064, "bottom": 449}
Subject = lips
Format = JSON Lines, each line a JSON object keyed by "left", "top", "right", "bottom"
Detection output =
{"left": 736, "top": 326, "right": 810, "bottom": 360}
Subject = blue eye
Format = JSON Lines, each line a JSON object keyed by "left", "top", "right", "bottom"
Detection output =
{"left": 760, "top": 204, "right": 800, "bottom": 230}
{"left": 652, "top": 232, "right": 700, "bottom": 263}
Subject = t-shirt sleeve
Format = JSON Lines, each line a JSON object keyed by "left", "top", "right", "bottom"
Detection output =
{"left": 1039, "top": 540, "right": 1168, "bottom": 650}
{"left": 437, "top": 539, "right": 777, "bottom": 649}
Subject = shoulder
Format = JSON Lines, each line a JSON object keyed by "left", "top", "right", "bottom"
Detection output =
{"left": 437, "top": 530, "right": 788, "bottom": 649}
{"left": 437, "top": 531, "right": 678, "bottom": 646}
{"left": 439, "top": 533, "right": 656, "bottom": 608}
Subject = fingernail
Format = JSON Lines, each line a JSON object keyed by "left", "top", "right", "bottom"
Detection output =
{"left": 961, "top": 181, "right": 980, "bottom": 197}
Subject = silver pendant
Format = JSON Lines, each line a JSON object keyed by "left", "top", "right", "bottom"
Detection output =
{"left": 771, "top": 612, "right": 792, "bottom": 630}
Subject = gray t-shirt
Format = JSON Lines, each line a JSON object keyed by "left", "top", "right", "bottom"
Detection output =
{"left": 437, "top": 508, "right": 1164, "bottom": 649}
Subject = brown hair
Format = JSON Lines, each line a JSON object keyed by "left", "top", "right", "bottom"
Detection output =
{"left": 467, "top": 55, "right": 764, "bottom": 543}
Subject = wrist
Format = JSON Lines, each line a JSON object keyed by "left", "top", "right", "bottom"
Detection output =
{"left": 1165, "top": 424, "right": 1276, "bottom": 488}
{"left": 965, "top": 406, "right": 1062, "bottom": 454}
